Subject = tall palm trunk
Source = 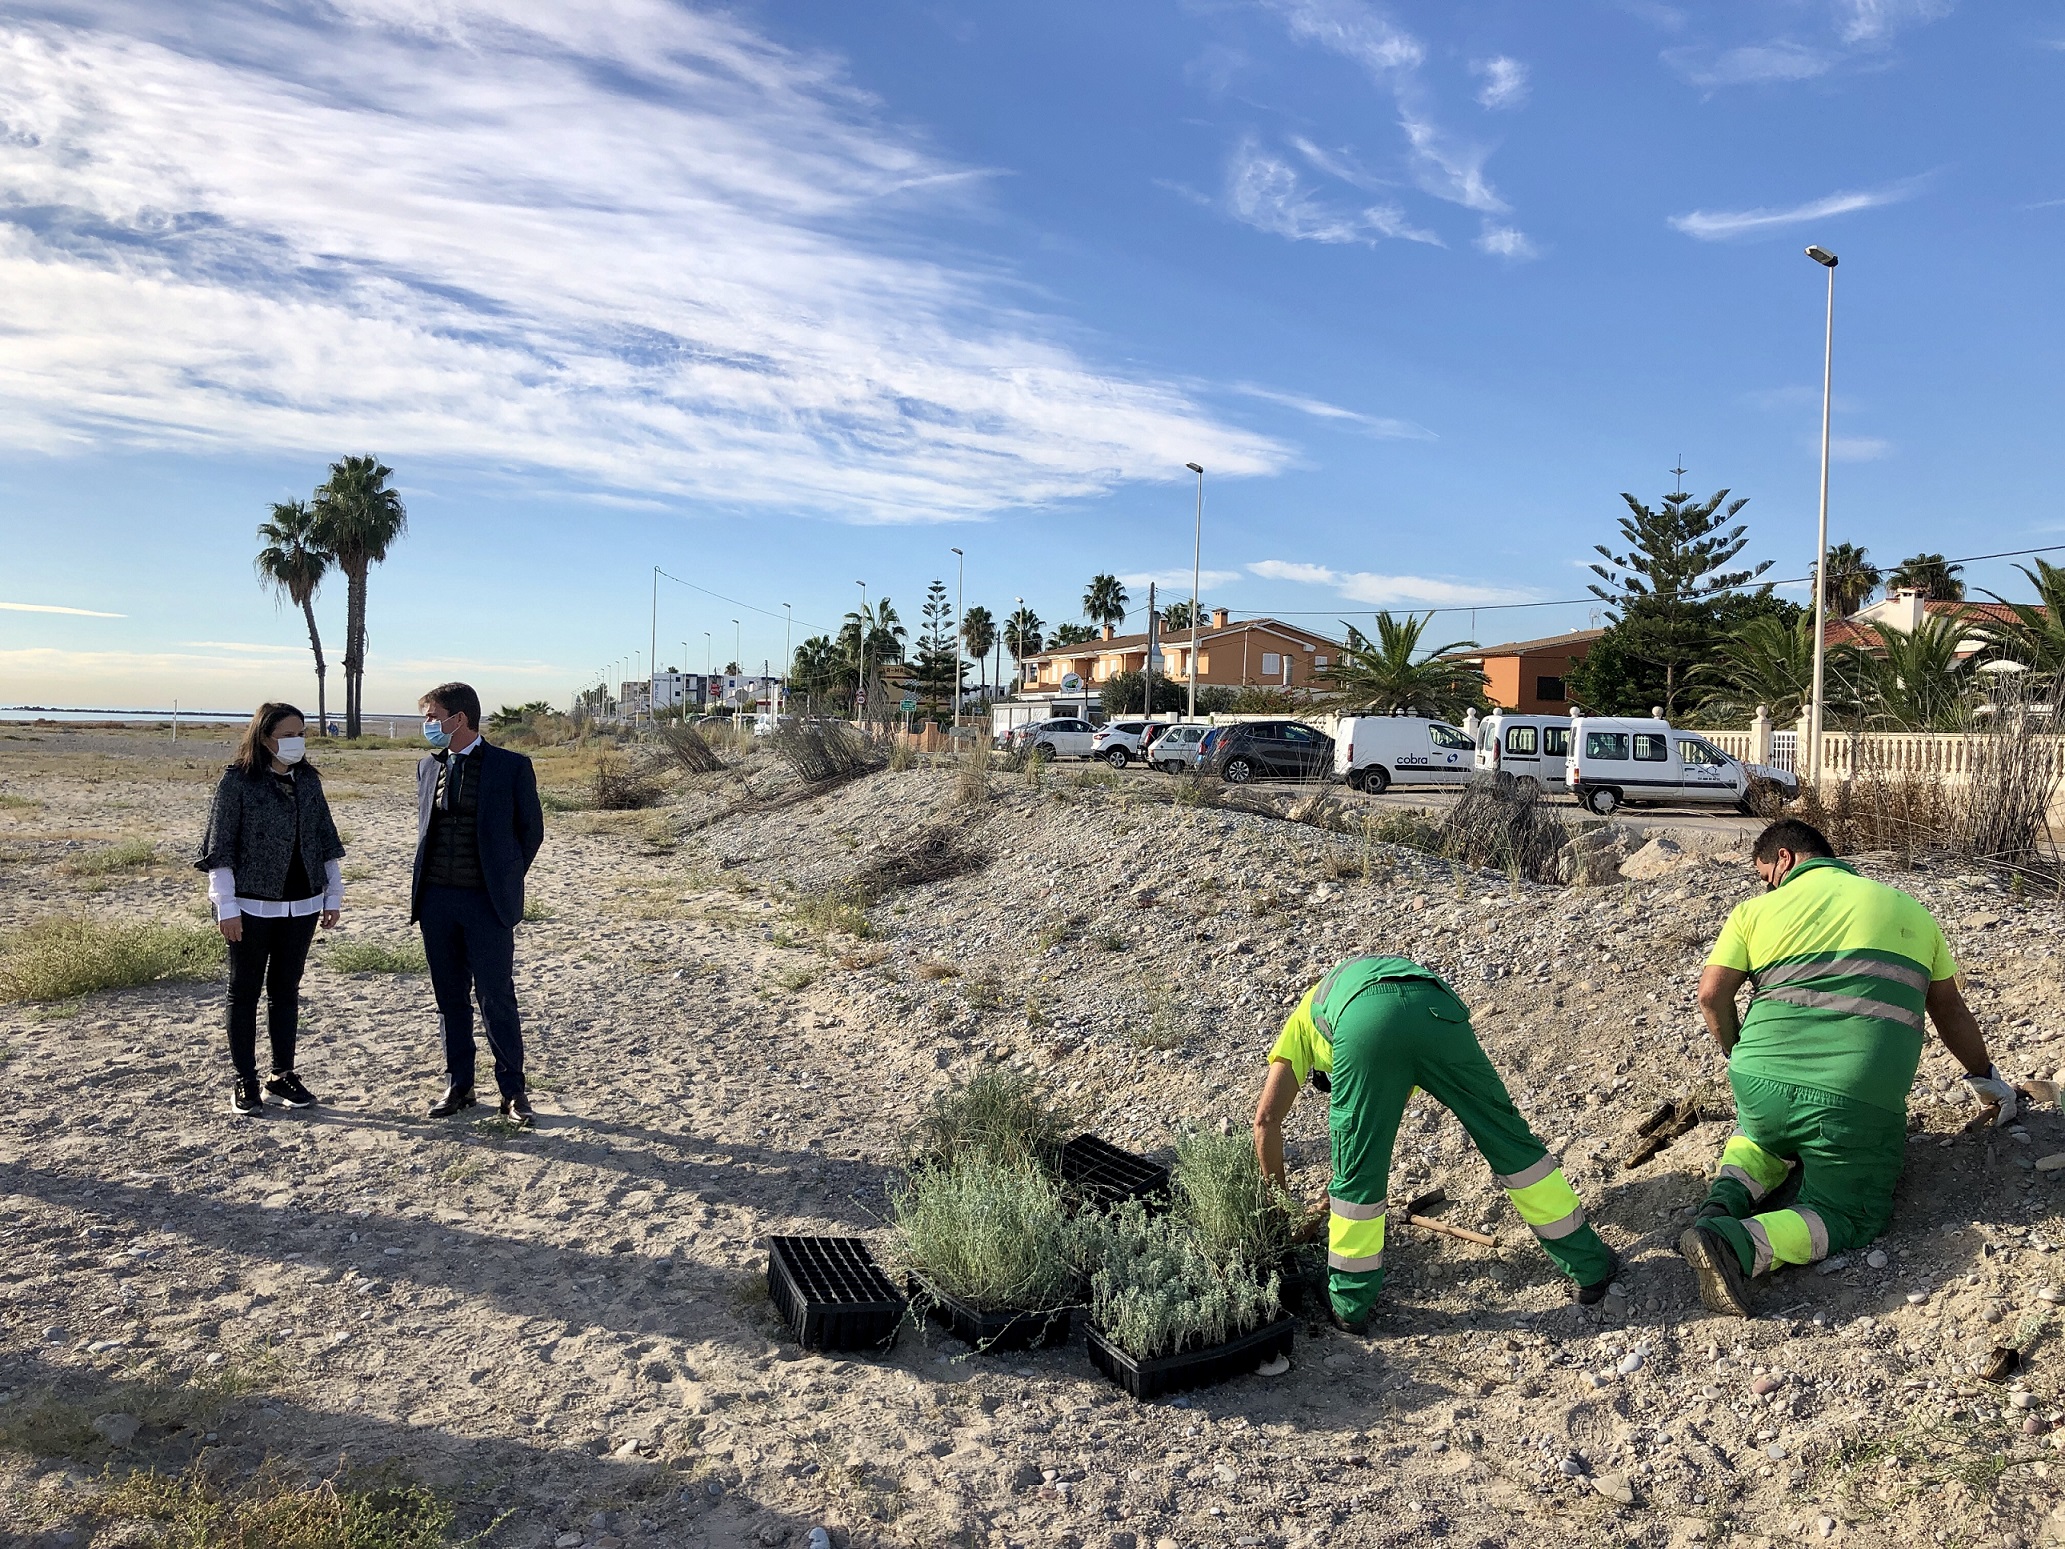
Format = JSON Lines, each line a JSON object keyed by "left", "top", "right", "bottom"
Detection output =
{"left": 343, "top": 562, "right": 368, "bottom": 738}
{"left": 300, "top": 595, "right": 328, "bottom": 733}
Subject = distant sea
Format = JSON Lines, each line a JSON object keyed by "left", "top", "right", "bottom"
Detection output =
{"left": 2, "top": 707, "right": 420, "bottom": 726}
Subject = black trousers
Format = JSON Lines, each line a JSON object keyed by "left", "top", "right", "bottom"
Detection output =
{"left": 419, "top": 884, "right": 525, "bottom": 1099}
{"left": 224, "top": 912, "right": 319, "bottom": 1083}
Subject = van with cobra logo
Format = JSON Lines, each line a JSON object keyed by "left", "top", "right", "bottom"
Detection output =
{"left": 1333, "top": 716, "right": 1477, "bottom": 793}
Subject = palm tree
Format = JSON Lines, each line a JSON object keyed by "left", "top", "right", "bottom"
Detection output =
{"left": 1983, "top": 558, "right": 2065, "bottom": 682}
{"left": 311, "top": 455, "right": 408, "bottom": 737}
{"left": 789, "top": 635, "right": 845, "bottom": 714}
{"left": 840, "top": 598, "right": 907, "bottom": 670}
{"left": 1083, "top": 574, "right": 1129, "bottom": 633}
{"left": 1162, "top": 599, "right": 1197, "bottom": 632}
{"left": 254, "top": 499, "right": 332, "bottom": 733}
{"left": 1693, "top": 612, "right": 1864, "bottom": 727}
{"left": 1886, "top": 552, "right": 1966, "bottom": 602}
{"left": 1003, "top": 606, "right": 1044, "bottom": 692}
{"left": 1865, "top": 612, "right": 1972, "bottom": 730}
{"left": 1317, "top": 612, "right": 1487, "bottom": 721}
{"left": 961, "top": 606, "right": 996, "bottom": 693}
{"left": 1812, "top": 542, "right": 1881, "bottom": 617}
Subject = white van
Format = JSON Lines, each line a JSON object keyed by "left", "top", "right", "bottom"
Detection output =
{"left": 1334, "top": 716, "right": 1477, "bottom": 794}
{"left": 1566, "top": 715, "right": 1798, "bottom": 815}
{"left": 1474, "top": 712, "right": 1573, "bottom": 791}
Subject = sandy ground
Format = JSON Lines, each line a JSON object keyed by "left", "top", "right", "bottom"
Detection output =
{"left": 2, "top": 724, "right": 2064, "bottom": 1549}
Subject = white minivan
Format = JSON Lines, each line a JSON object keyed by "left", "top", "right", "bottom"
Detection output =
{"left": 1474, "top": 712, "right": 1573, "bottom": 791}
{"left": 1334, "top": 716, "right": 1478, "bottom": 794}
{"left": 1566, "top": 715, "right": 1799, "bottom": 815}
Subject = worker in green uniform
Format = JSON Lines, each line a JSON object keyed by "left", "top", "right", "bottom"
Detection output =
{"left": 1681, "top": 818, "right": 2018, "bottom": 1317}
{"left": 1253, "top": 955, "right": 1618, "bottom": 1331}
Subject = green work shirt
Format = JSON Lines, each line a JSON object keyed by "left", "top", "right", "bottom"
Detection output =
{"left": 1707, "top": 857, "right": 1957, "bottom": 1114}
{"left": 1267, "top": 955, "right": 1457, "bottom": 1083}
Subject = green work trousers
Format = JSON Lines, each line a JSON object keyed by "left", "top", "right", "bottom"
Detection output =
{"left": 1326, "top": 979, "right": 1616, "bottom": 1323}
{"left": 1699, "top": 1070, "right": 1907, "bottom": 1277}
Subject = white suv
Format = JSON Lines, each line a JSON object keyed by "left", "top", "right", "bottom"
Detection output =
{"left": 1013, "top": 717, "right": 1096, "bottom": 760}
{"left": 1091, "top": 720, "right": 1157, "bottom": 766}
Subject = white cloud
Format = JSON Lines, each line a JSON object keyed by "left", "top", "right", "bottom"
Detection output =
{"left": 1668, "top": 183, "right": 1919, "bottom": 239}
{"left": 0, "top": 600, "right": 126, "bottom": 617}
{"left": 1246, "top": 560, "right": 1533, "bottom": 607}
{"left": 0, "top": 1, "right": 1286, "bottom": 522}
{"left": 1471, "top": 56, "right": 1530, "bottom": 110}
{"left": 1475, "top": 223, "right": 1538, "bottom": 260}
{"left": 1117, "top": 570, "right": 1242, "bottom": 592}
{"left": 1833, "top": 0, "right": 1953, "bottom": 46}
{"left": 1667, "top": 0, "right": 1954, "bottom": 86}
{"left": 1672, "top": 41, "right": 1837, "bottom": 85}
{"left": 1830, "top": 436, "right": 1893, "bottom": 461}
{"left": 1225, "top": 138, "right": 1441, "bottom": 246}
{"left": 1229, "top": 384, "right": 1436, "bottom": 439}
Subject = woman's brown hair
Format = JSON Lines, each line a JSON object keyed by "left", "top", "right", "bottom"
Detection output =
{"left": 231, "top": 702, "right": 310, "bottom": 779}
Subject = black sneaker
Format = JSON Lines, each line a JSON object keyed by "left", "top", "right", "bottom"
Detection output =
{"left": 265, "top": 1072, "right": 318, "bottom": 1108}
{"left": 1576, "top": 1250, "right": 1620, "bottom": 1306}
{"left": 230, "top": 1078, "right": 265, "bottom": 1117}
{"left": 1679, "top": 1224, "right": 1755, "bottom": 1318}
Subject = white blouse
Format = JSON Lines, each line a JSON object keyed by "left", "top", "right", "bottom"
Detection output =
{"left": 208, "top": 858, "right": 343, "bottom": 922}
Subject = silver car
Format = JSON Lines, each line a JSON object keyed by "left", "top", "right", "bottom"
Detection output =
{"left": 1147, "top": 723, "right": 1210, "bottom": 774}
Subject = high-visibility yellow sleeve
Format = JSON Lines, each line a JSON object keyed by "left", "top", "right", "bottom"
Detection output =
{"left": 1707, "top": 903, "right": 1752, "bottom": 971}
{"left": 1266, "top": 984, "right": 1332, "bottom": 1085}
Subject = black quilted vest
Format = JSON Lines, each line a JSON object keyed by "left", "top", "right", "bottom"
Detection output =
{"left": 421, "top": 752, "right": 485, "bottom": 891}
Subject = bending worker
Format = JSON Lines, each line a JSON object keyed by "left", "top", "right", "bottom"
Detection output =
{"left": 1254, "top": 954, "right": 1618, "bottom": 1331}
{"left": 1680, "top": 818, "right": 2018, "bottom": 1316}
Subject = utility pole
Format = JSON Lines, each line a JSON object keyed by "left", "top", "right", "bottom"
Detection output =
{"left": 1185, "top": 462, "right": 1204, "bottom": 722}
{"left": 951, "top": 545, "right": 965, "bottom": 731}
{"left": 782, "top": 603, "right": 792, "bottom": 717}
{"left": 1144, "top": 581, "right": 1158, "bottom": 722}
{"left": 857, "top": 581, "right": 868, "bottom": 726}
{"left": 648, "top": 566, "right": 658, "bottom": 726}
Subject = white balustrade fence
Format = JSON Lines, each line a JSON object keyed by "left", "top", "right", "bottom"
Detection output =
{"left": 1688, "top": 728, "right": 2065, "bottom": 785}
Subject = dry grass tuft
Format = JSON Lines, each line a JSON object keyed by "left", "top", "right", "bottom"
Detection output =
{"left": 916, "top": 959, "right": 961, "bottom": 980}
{"left": 60, "top": 838, "right": 159, "bottom": 875}
{"left": 0, "top": 915, "right": 223, "bottom": 1002}
{"left": 1436, "top": 773, "right": 1569, "bottom": 884}
{"left": 76, "top": 1461, "right": 458, "bottom": 1549}
{"left": 771, "top": 720, "right": 880, "bottom": 784}
{"left": 591, "top": 754, "right": 665, "bottom": 811}
{"left": 850, "top": 826, "right": 990, "bottom": 900}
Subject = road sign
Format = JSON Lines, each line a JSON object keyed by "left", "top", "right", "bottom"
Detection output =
{"left": 899, "top": 696, "right": 917, "bottom": 713}
{"left": 1061, "top": 671, "right": 1082, "bottom": 692}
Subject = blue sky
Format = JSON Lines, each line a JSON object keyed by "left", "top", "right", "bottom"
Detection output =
{"left": 2, "top": 0, "right": 2061, "bottom": 711}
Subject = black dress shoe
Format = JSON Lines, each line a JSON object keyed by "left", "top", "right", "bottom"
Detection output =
{"left": 429, "top": 1084, "right": 477, "bottom": 1118}
{"left": 500, "top": 1092, "right": 535, "bottom": 1129}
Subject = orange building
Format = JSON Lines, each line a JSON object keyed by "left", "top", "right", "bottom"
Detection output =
{"left": 1458, "top": 628, "right": 1603, "bottom": 714}
{"left": 1016, "top": 609, "right": 1342, "bottom": 704}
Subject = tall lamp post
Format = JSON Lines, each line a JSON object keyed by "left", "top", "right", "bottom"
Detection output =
{"left": 856, "top": 581, "right": 868, "bottom": 725}
{"left": 1184, "top": 461, "right": 1205, "bottom": 722}
{"left": 950, "top": 546, "right": 965, "bottom": 729}
{"left": 1805, "top": 245, "right": 1838, "bottom": 791}
{"left": 781, "top": 603, "right": 792, "bottom": 716}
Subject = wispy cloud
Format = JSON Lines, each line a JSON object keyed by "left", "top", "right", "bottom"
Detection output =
{"left": 1830, "top": 436, "right": 1893, "bottom": 461}
{"left": 1247, "top": 560, "right": 1533, "bottom": 607}
{"left": 0, "top": 1, "right": 1285, "bottom": 522}
{"left": 1230, "top": 384, "right": 1436, "bottom": 439}
{"left": 1117, "top": 570, "right": 1242, "bottom": 592}
{"left": 1224, "top": 139, "right": 1441, "bottom": 246}
{"left": 0, "top": 600, "right": 126, "bottom": 617}
{"left": 1475, "top": 224, "right": 1539, "bottom": 260}
{"left": 1673, "top": 41, "right": 1837, "bottom": 85}
{"left": 1669, "top": 182, "right": 1920, "bottom": 239}
{"left": 1667, "top": 0, "right": 1954, "bottom": 86}
{"left": 1471, "top": 56, "right": 1530, "bottom": 110}
{"left": 1833, "top": 0, "right": 1953, "bottom": 46}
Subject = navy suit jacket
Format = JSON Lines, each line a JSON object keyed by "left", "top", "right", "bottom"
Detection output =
{"left": 411, "top": 739, "right": 545, "bottom": 929}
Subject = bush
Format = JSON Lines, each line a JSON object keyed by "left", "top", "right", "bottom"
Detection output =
{"left": 1172, "top": 1130, "right": 1292, "bottom": 1272}
{"left": 82, "top": 1462, "right": 455, "bottom": 1549}
{"left": 1437, "top": 772, "right": 1571, "bottom": 884}
{"left": 771, "top": 720, "right": 879, "bottom": 783}
{"left": 0, "top": 916, "right": 224, "bottom": 1002}
{"left": 790, "top": 885, "right": 874, "bottom": 940}
{"left": 591, "top": 754, "right": 664, "bottom": 810}
{"left": 323, "top": 938, "right": 429, "bottom": 975}
{"left": 908, "top": 1066, "right": 1072, "bottom": 1169}
{"left": 1083, "top": 1201, "right": 1281, "bottom": 1361}
{"left": 894, "top": 1156, "right": 1082, "bottom": 1314}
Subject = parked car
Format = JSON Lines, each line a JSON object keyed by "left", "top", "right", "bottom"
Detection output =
{"left": 1011, "top": 716, "right": 1097, "bottom": 760}
{"left": 1474, "top": 712, "right": 1573, "bottom": 791}
{"left": 752, "top": 712, "right": 800, "bottom": 737}
{"left": 1200, "top": 720, "right": 1335, "bottom": 784}
{"left": 1566, "top": 715, "right": 1800, "bottom": 815}
{"left": 1334, "top": 716, "right": 1477, "bottom": 794}
{"left": 1091, "top": 720, "right": 1159, "bottom": 767}
{"left": 1147, "top": 723, "right": 1211, "bottom": 774}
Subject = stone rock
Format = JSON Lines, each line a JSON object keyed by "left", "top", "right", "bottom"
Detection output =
{"left": 1558, "top": 1456, "right": 1586, "bottom": 1478}
{"left": 553, "top": 1536, "right": 582, "bottom": 1549}
{"left": 1590, "top": 1471, "right": 1635, "bottom": 1506}
{"left": 1865, "top": 1250, "right": 1889, "bottom": 1270}
{"left": 1255, "top": 1354, "right": 1290, "bottom": 1377}
{"left": 91, "top": 1413, "right": 139, "bottom": 1447}
{"left": 808, "top": 1531, "right": 831, "bottom": 1549}
{"left": 1620, "top": 838, "right": 1693, "bottom": 881}
{"left": 2034, "top": 1154, "right": 2065, "bottom": 1173}
{"left": 1751, "top": 1376, "right": 1780, "bottom": 1395}
{"left": 1617, "top": 1351, "right": 1645, "bottom": 1376}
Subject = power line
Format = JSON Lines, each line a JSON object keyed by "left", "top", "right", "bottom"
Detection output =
{"left": 654, "top": 567, "right": 834, "bottom": 633}
{"left": 1236, "top": 541, "right": 2065, "bottom": 620}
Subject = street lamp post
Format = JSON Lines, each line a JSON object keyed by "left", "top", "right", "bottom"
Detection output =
{"left": 648, "top": 566, "right": 659, "bottom": 726}
{"left": 781, "top": 603, "right": 792, "bottom": 716}
{"left": 1805, "top": 245, "right": 1839, "bottom": 791}
{"left": 732, "top": 619, "right": 741, "bottom": 719}
{"left": 856, "top": 581, "right": 868, "bottom": 725}
{"left": 1184, "top": 462, "right": 1205, "bottom": 722}
{"left": 950, "top": 546, "right": 965, "bottom": 730}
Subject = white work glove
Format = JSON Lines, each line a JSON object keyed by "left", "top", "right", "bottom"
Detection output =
{"left": 1963, "top": 1064, "right": 2021, "bottom": 1126}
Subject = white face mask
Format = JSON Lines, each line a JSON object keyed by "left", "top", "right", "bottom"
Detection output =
{"left": 274, "top": 736, "right": 306, "bottom": 765}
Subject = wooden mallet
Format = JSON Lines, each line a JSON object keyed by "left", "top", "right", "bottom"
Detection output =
{"left": 1401, "top": 1187, "right": 1498, "bottom": 1249}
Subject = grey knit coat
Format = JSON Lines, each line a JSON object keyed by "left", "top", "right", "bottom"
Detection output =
{"left": 194, "top": 763, "right": 346, "bottom": 900}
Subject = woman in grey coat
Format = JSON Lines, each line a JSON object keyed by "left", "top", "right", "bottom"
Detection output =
{"left": 195, "top": 702, "right": 346, "bottom": 1116}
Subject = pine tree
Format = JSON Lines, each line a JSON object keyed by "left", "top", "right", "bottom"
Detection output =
{"left": 1572, "top": 487, "right": 1772, "bottom": 718}
{"left": 913, "top": 579, "right": 962, "bottom": 719}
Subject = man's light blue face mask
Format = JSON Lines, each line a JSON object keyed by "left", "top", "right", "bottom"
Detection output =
{"left": 423, "top": 717, "right": 452, "bottom": 750}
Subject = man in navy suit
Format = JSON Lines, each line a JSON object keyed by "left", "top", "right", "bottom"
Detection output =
{"left": 412, "top": 682, "right": 545, "bottom": 1125}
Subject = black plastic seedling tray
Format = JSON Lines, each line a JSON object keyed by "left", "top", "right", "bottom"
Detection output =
{"left": 1086, "top": 1315, "right": 1296, "bottom": 1401}
{"left": 1058, "top": 1134, "right": 1170, "bottom": 1211}
{"left": 906, "top": 1275, "right": 1078, "bottom": 1352}
{"left": 767, "top": 1236, "right": 905, "bottom": 1351}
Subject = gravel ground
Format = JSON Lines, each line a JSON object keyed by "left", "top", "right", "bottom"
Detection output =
{"left": 2, "top": 728, "right": 2063, "bottom": 1549}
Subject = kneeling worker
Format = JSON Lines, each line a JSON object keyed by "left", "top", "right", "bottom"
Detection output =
{"left": 1254, "top": 955, "right": 1618, "bottom": 1331}
{"left": 1681, "top": 818, "right": 2017, "bottom": 1316}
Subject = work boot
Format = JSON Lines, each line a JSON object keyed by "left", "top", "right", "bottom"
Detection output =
{"left": 1575, "top": 1250, "right": 1619, "bottom": 1306}
{"left": 1679, "top": 1225, "right": 1755, "bottom": 1318}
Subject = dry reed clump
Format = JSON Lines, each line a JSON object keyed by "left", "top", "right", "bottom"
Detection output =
{"left": 893, "top": 1156, "right": 1083, "bottom": 1315}
{"left": 850, "top": 825, "right": 990, "bottom": 901}
{"left": 1436, "top": 772, "right": 1571, "bottom": 884}
{"left": 907, "top": 1066, "right": 1073, "bottom": 1169}
{"left": 0, "top": 916, "right": 224, "bottom": 1002}
{"left": 650, "top": 722, "right": 726, "bottom": 774}
{"left": 771, "top": 720, "right": 880, "bottom": 784}
{"left": 953, "top": 740, "right": 992, "bottom": 808}
{"left": 590, "top": 753, "right": 665, "bottom": 811}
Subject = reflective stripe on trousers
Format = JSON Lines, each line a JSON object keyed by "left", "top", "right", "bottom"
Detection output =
{"left": 1328, "top": 1196, "right": 1386, "bottom": 1273}
{"left": 1717, "top": 1131, "right": 1794, "bottom": 1203}
{"left": 1494, "top": 1156, "right": 1587, "bottom": 1241}
{"left": 1740, "top": 1207, "right": 1832, "bottom": 1277}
